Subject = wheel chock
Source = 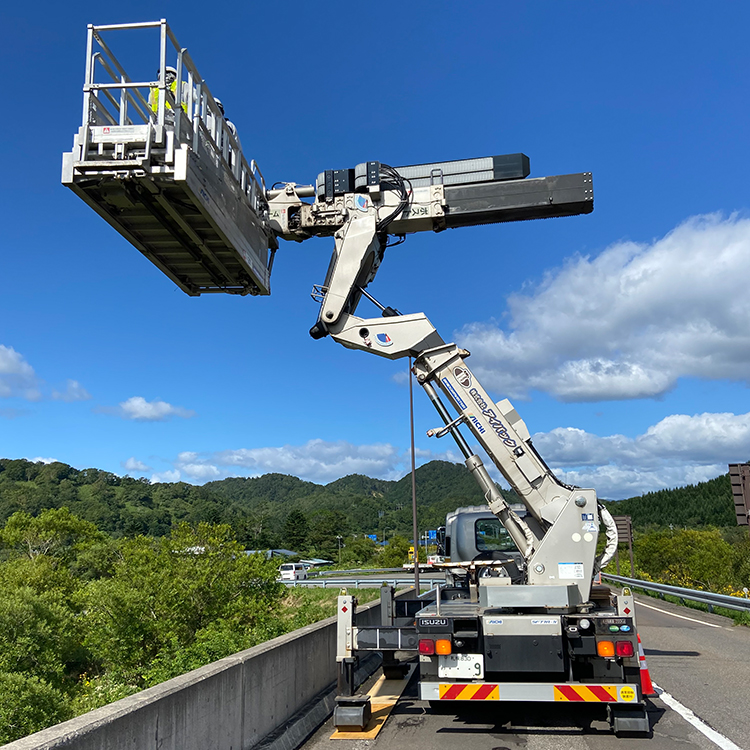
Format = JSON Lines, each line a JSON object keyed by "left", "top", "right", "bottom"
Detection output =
{"left": 333, "top": 694, "right": 372, "bottom": 731}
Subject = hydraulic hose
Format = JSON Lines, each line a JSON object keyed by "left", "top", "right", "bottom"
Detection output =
{"left": 594, "top": 503, "right": 619, "bottom": 575}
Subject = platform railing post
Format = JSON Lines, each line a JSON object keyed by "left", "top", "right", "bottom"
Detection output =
{"left": 158, "top": 19, "right": 167, "bottom": 130}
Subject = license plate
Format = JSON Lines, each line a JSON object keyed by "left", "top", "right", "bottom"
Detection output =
{"left": 438, "top": 653, "right": 484, "bottom": 679}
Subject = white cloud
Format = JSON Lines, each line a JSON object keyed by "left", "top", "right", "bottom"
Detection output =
{"left": 117, "top": 396, "right": 195, "bottom": 421}
{"left": 391, "top": 370, "right": 410, "bottom": 385}
{"left": 180, "top": 462, "right": 222, "bottom": 481}
{"left": 151, "top": 469, "right": 181, "bottom": 483}
{"left": 214, "top": 439, "right": 403, "bottom": 483}
{"left": 0, "top": 345, "right": 40, "bottom": 400}
{"left": 52, "top": 379, "right": 91, "bottom": 402}
{"left": 124, "top": 406, "right": 748, "bottom": 497}
{"left": 553, "top": 463, "right": 727, "bottom": 501}
{"left": 531, "top": 410, "right": 750, "bottom": 498}
{"left": 152, "top": 440, "right": 463, "bottom": 485}
{"left": 458, "top": 214, "right": 750, "bottom": 401}
{"left": 29, "top": 456, "right": 58, "bottom": 464}
{"left": 122, "top": 457, "right": 151, "bottom": 472}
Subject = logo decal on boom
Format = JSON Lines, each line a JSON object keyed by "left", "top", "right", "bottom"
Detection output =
{"left": 355, "top": 195, "right": 369, "bottom": 212}
{"left": 467, "top": 414, "right": 486, "bottom": 434}
{"left": 441, "top": 379, "right": 467, "bottom": 409}
{"left": 453, "top": 366, "right": 472, "bottom": 388}
{"left": 468, "top": 388, "right": 517, "bottom": 448}
{"left": 375, "top": 333, "right": 393, "bottom": 347}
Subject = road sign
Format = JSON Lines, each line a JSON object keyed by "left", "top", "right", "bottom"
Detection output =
{"left": 728, "top": 463, "right": 750, "bottom": 529}
{"left": 366, "top": 534, "right": 377, "bottom": 541}
{"left": 611, "top": 515, "right": 634, "bottom": 577}
{"left": 428, "top": 530, "right": 437, "bottom": 540}
{"left": 612, "top": 515, "right": 632, "bottom": 544}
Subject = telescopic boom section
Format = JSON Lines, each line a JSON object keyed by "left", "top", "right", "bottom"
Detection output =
{"left": 268, "top": 155, "right": 593, "bottom": 337}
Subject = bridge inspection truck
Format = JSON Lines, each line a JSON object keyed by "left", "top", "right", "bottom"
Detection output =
{"left": 62, "top": 20, "right": 649, "bottom": 737}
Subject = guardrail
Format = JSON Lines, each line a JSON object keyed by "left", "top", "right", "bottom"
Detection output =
{"left": 603, "top": 573, "right": 750, "bottom": 613}
{"left": 281, "top": 577, "right": 440, "bottom": 590}
{"left": 309, "top": 567, "right": 406, "bottom": 577}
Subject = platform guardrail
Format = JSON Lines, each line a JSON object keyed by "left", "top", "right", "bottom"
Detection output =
{"left": 603, "top": 573, "right": 750, "bottom": 613}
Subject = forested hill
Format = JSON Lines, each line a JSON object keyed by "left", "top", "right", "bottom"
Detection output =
{"left": 603, "top": 473, "right": 735, "bottom": 528}
{"left": 0, "top": 457, "right": 737, "bottom": 547}
{"left": 205, "top": 459, "right": 513, "bottom": 538}
{"left": 0, "top": 458, "right": 493, "bottom": 548}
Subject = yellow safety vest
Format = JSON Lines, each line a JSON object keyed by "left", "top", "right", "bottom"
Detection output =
{"left": 149, "top": 80, "right": 187, "bottom": 113}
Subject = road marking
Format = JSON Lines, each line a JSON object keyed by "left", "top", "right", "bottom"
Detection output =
{"left": 637, "top": 600, "right": 723, "bottom": 628}
{"left": 654, "top": 682, "right": 743, "bottom": 750}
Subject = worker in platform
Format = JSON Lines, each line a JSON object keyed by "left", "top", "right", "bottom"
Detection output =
{"left": 149, "top": 66, "right": 187, "bottom": 120}
{"left": 214, "top": 98, "right": 242, "bottom": 168}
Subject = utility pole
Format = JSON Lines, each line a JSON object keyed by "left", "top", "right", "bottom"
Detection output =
{"left": 336, "top": 535, "right": 343, "bottom": 567}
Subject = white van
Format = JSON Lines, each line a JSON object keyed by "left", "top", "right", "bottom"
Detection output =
{"left": 279, "top": 562, "right": 307, "bottom": 581}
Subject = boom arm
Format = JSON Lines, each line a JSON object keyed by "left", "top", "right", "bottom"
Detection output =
{"left": 290, "top": 155, "right": 612, "bottom": 602}
{"left": 268, "top": 156, "right": 593, "bottom": 337}
{"left": 328, "top": 309, "right": 605, "bottom": 602}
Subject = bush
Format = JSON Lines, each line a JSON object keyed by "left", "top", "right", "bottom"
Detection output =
{"left": 0, "top": 672, "right": 72, "bottom": 744}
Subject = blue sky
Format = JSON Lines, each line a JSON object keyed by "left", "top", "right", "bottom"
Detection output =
{"left": 1, "top": 1, "right": 749, "bottom": 499}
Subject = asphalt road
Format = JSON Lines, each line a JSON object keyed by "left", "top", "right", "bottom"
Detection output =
{"left": 635, "top": 595, "right": 749, "bottom": 748}
{"left": 301, "top": 594, "right": 749, "bottom": 750}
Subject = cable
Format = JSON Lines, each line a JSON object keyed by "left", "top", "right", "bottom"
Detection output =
{"left": 385, "top": 235, "right": 406, "bottom": 248}
{"left": 376, "top": 164, "right": 413, "bottom": 233}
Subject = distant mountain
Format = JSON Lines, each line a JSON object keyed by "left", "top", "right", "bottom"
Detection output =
{"left": 325, "top": 474, "right": 392, "bottom": 497}
{"left": 0, "top": 457, "right": 738, "bottom": 547}
{"left": 205, "top": 460, "right": 490, "bottom": 537}
{"left": 205, "top": 473, "right": 320, "bottom": 505}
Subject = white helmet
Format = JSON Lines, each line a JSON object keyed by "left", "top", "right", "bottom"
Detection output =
{"left": 214, "top": 98, "right": 225, "bottom": 115}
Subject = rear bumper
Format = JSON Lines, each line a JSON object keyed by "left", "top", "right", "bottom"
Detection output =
{"left": 420, "top": 681, "right": 641, "bottom": 704}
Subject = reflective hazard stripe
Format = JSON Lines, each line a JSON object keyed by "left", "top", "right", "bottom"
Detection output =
{"left": 553, "top": 685, "right": 617, "bottom": 702}
{"left": 439, "top": 683, "right": 499, "bottom": 700}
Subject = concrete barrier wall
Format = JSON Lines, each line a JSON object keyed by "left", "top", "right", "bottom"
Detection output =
{"left": 3, "top": 598, "right": 384, "bottom": 750}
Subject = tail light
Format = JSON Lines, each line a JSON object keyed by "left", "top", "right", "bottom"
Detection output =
{"left": 419, "top": 639, "right": 435, "bottom": 655}
{"left": 435, "top": 639, "right": 452, "bottom": 655}
{"left": 616, "top": 640, "right": 635, "bottom": 657}
{"left": 597, "top": 640, "right": 615, "bottom": 657}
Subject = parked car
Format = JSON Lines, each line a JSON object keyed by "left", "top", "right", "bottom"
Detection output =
{"left": 279, "top": 562, "right": 308, "bottom": 581}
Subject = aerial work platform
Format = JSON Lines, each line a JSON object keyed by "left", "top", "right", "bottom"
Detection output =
{"left": 63, "top": 20, "right": 593, "bottom": 301}
{"left": 62, "top": 21, "right": 276, "bottom": 296}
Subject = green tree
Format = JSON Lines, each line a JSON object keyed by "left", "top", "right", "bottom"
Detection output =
{"left": 634, "top": 528, "right": 739, "bottom": 591}
{"left": 2, "top": 507, "right": 102, "bottom": 562}
{"left": 379, "top": 535, "right": 411, "bottom": 567}
{"left": 0, "top": 587, "right": 80, "bottom": 690}
{"left": 0, "top": 672, "right": 72, "bottom": 745}
{"left": 282, "top": 509, "right": 309, "bottom": 552}
{"left": 308, "top": 510, "right": 349, "bottom": 559}
{"left": 340, "top": 536, "right": 377, "bottom": 567}
{"left": 81, "top": 523, "right": 284, "bottom": 686}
